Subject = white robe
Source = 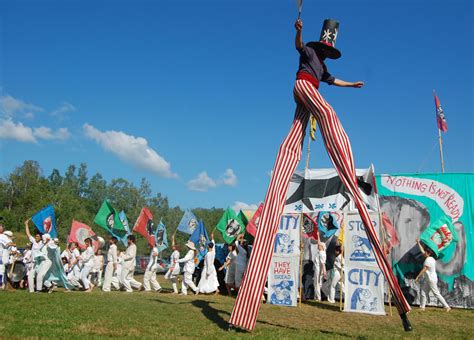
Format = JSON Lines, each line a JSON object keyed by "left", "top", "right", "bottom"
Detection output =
{"left": 198, "top": 250, "right": 219, "bottom": 293}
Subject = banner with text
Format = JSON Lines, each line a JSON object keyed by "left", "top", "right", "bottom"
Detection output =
{"left": 344, "top": 212, "right": 385, "bottom": 315}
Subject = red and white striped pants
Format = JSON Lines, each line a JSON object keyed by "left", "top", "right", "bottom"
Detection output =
{"left": 229, "top": 79, "right": 411, "bottom": 331}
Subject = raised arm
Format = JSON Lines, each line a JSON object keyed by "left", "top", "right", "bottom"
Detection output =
{"left": 295, "top": 19, "right": 304, "bottom": 50}
{"left": 25, "top": 218, "right": 32, "bottom": 239}
{"left": 332, "top": 79, "right": 364, "bottom": 88}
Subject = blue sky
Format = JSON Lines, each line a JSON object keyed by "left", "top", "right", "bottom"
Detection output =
{"left": 0, "top": 0, "right": 472, "bottom": 210}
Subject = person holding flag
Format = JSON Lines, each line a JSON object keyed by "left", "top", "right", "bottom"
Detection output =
{"left": 143, "top": 244, "right": 163, "bottom": 293}
{"left": 121, "top": 235, "right": 142, "bottom": 293}
{"left": 36, "top": 234, "right": 54, "bottom": 292}
{"left": 24, "top": 218, "right": 43, "bottom": 292}
{"left": 234, "top": 234, "right": 249, "bottom": 291}
{"left": 177, "top": 241, "right": 199, "bottom": 295}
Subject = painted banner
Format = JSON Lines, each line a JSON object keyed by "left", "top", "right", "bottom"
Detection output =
{"left": 344, "top": 212, "right": 385, "bottom": 315}
{"left": 377, "top": 173, "right": 474, "bottom": 309}
{"left": 69, "top": 220, "right": 100, "bottom": 251}
{"left": 176, "top": 210, "right": 199, "bottom": 235}
{"left": 284, "top": 167, "right": 377, "bottom": 214}
{"left": 32, "top": 205, "right": 57, "bottom": 238}
{"left": 133, "top": 207, "right": 156, "bottom": 247}
{"left": 268, "top": 214, "right": 300, "bottom": 307}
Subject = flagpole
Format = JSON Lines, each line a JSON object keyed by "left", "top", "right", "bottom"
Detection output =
{"left": 438, "top": 127, "right": 445, "bottom": 173}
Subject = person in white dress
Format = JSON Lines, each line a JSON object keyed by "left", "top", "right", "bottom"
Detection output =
{"left": 111, "top": 252, "right": 124, "bottom": 291}
{"left": 415, "top": 239, "right": 451, "bottom": 312}
{"left": 80, "top": 238, "right": 95, "bottom": 292}
{"left": 143, "top": 245, "right": 163, "bottom": 292}
{"left": 198, "top": 242, "right": 219, "bottom": 294}
{"left": 102, "top": 237, "right": 118, "bottom": 292}
{"left": 24, "top": 218, "right": 43, "bottom": 291}
{"left": 36, "top": 233, "right": 54, "bottom": 292}
{"left": 314, "top": 240, "right": 327, "bottom": 301}
{"left": 219, "top": 243, "right": 237, "bottom": 295}
{"left": 121, "top": 235, "right": 142, "bottom": 292}
{"left": 328, "top": 244, "right": 343, "bottom": 303}
{"left": 177, "top": 241, "right": 199, "bottom": 295}
{"left": 164, "top": 240, "right": 180, "bottom": 294}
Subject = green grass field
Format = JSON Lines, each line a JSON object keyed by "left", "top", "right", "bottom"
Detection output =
{"left": 1, "top": 277, "right": 473, "bottom": 339}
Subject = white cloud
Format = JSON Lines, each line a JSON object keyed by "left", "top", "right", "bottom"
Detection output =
{"left": 220, "top": 168, "right": 237, "bottom": 186}
{"left": 0, "top": 119, "right": 71, "bottom": 143}
{"left": 187, "top": 172, "right": 217, "bottom": 192}
{"left": 83, "top": 123, "right": 177, "bottom": 179}
{"left": 0, "top": 94, "right": 43, "bottom": 118}
{"left": 50, "top": 102, "right": 76, "bottom": 120}
{"left": 188, "top": 168, "right": 238, "bottom": 192}
{"left": 232, "top": 201, "right": 259, "bottom": 212}
{"left": 33, "top": 126, "right": 71, "bottom": 140}
{"left": 0, "top": 119, "right": 36, "bottom": 143}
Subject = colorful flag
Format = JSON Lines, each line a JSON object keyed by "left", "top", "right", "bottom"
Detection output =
{"left": 381, "top": 212, "right": 400, "bottom": 253}
{"left": 434, "top": 91, "right": 448, "bottom": 132}
{"left": 115, "top": 211, "right": 132, "bottom": 246}
{"left": 317, "top": 211, "right": 341, "bottom": 238}
{"left": 132, "top": 207, "right": 156, "bottom": 247}
{"left": 309, "top": 115, "right": 317, "bottom": 140}
{"left": 302, "top": 213, "right": 318, "bottom": 240}
{"left": 246, "top": 203, "right": 263, "bottom": 237}
{"left": 189, "top": 220, "right": 210, "bottom": 261}
{"left": 420, "top": 215, "right": 458, "bottom": 258}
{"left": 237, "top": 210, "right": 249, "bottom": 226}
{"left": 216, "top": 208, "right": 245, "bottom": 244}
{"left": 94, "top": 199, "right": 125, "bottom": 234}
{"left": 32, "top": 205, "right": 57, "bottom": 237}
{"left": 69, "top": 220, "right": 100, "bottom": 251}
{"left": 176, "top": 210, "right": 199, "bottom": 235}
{"left": 154, "top": 219, "right": 168, "bottom": 253}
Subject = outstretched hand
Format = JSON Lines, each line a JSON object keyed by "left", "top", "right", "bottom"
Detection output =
{"left": 352, "top": 81, "right": 364, "bottom": 88}
{"left": 295, "top": 19, "right": 303, "bottom": 31}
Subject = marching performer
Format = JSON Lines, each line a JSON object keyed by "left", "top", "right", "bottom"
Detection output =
{"left": 177, "top": 241, "right": 199, "bottom": 295}
{"left": 24, "top": 218, "right": 43, "bottom": 291}
{"left": 79, "top": 238, "right": 95, "bottom": 292}
{"left": 121, "top": 235, "right": 142, "bottom": 292}
{"left": 219, "top": 243, "right": 237, "bottom": 295}
{"left": 164, "top": 239, "right": 180, "bottom": 294}
{"left": 36, "top": 234, "right": 54, "bottom": 292}
{"left": 415, "top": 239, "right": 451, "bottom": 312}
{"left": 197, "top": 241, "right": 219, "bottom": 294}
{"left": 327, "top": 244, "right": 343, "bottom": 303}
{"left": 102, "top": 237, "right": 118, "bottom": 292}
{"left": 143, "top": 245, "right": 162, "bottom": 292}
{"left": 234, "top": 234, "right": 249, "bottom": 291}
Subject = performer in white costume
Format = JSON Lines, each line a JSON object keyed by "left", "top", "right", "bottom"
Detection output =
{"left": 102, "top": 237, "right": 118, "bottom": 292}
{"left": 143, "top": 245, "right": 162, "bottom": 292}
{"left": 164, "top": 239, "right": 180, "bottom": 294}
{"left": 198, "top": 242, "right": 219, "bottom": 294}
{"left": 121, "top": 235, "right": 142, "bottom": 292}
{"left": 328, "top": 244, "right": 343, "bottom": 303}
{"left": 177, "top": 241, "right": 198, "bottom": 295}
{"left": 36, "top": 234, "right": 53, "bottom": 292}
{"left": 219, "top": 243, "right": 237, "bottom": 295}
{"left": 80, "top": 238, "right": 95, "bottom": 292}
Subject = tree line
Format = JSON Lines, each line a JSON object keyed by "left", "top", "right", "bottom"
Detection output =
{"left": 0, "top": 160, "right": 226, "bottom": 255}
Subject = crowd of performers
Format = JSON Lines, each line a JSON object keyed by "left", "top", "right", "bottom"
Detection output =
{"left": 0, "top": 221, "right": 252, "bottom": 296}
{"left": 0, "top": 220, "right": 451, "bottom": 311}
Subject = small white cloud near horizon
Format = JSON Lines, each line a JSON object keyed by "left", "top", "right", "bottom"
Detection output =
{"left": 0, "top": 94, "right": 44, "bottom": 118}
{"left": 0, "top": 119, "right": 71, "bottom": 143}
{"left": 188, "top": 168, "right": 238, "bottom": 192}
{"left": 83, "top": 123, "right": 178, "bottom": 179}
{"left": 232, "top": 201, "right": 259, "bottom": 212}
{"left": 187, "top": 172, "right": 217, "bottom": 192}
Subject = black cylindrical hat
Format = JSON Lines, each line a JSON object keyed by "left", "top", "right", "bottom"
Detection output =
{"left": 308, "top": 19, "right": 342, "bottom": 59}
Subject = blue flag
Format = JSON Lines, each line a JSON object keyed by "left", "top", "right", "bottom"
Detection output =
{"left": 154, "top": 219, "right": 168, "bottom": 253}
{"left": 189, "top": 220, "right": 209, "bottom": 261}
{"left": 176, "top": 210, "right": 199, "bottom": 235}
{"left": 32, "top": 205, "right": 57, "bottom": 238}
{"left": 115, "top": 211, "right": 132, "bottom": 246}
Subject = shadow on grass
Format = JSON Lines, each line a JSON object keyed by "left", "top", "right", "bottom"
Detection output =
{"left": 303, "top": 300, "right": 342, "bottom": 312}
{"left": 191, "top": 299, "right": 301, "bottom": 332}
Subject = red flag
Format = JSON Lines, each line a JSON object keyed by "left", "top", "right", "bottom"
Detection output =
{"left": 132, "top": 207, "right": 155, "bottom": 247}
{"left": 381, "top": 213, "right": 400, "bottom": 253}
{"left": 434, "top": 91, "right": 448, "bottom": 132}
{"left": 302, "top": 213, "right": 319, "bottom": 240}
{"left": 69, "top": 220, "right": 100, "bottom": 251}
{"left": 246, "top": 203, "right": 263, "bottom": 237}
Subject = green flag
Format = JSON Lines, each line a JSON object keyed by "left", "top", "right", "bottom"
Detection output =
{"left": 94, "top": 199, "right": 125, "bottom": 234}
{"left": 237, "top": 210, "right": 249, "bottom": 226}
{"left": 420, "top": 215, "right": 459, "bottom": 258}
{"left": 216, "top": 208, "right": 245, "bottom": 244}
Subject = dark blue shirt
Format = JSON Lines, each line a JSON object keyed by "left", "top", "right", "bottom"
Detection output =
{"left": 296, "top": 44, "right": 335, "bottom": 85}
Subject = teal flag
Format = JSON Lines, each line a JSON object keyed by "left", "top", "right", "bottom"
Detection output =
{"left": 155, "top": 220, "right": 168, "bottom": 253}
{"left": 420, "top": 215, "right": 459, "bottom": 258}
{"left": 216, "top": 208, "right": 245, "bottom": 244}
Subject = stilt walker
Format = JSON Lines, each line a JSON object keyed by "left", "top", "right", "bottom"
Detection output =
{"left": 229, "top": 17, "right": 412, "bottom": 331}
